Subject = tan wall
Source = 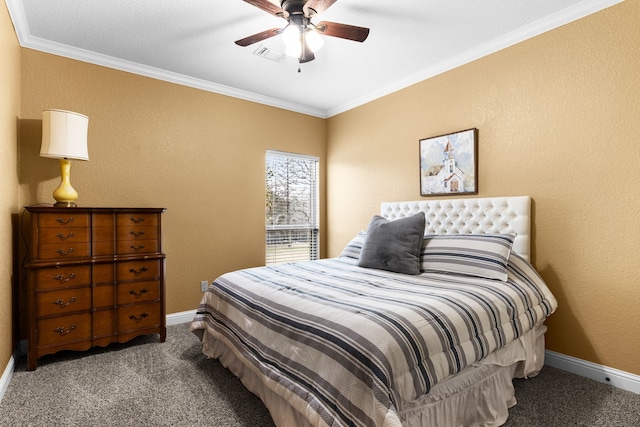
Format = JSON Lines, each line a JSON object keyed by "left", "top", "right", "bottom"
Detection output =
{"left": 327, "top": 1, "right": 640, "bottom": 375}
{"left": 0, "top": 1, "right": 21, "bottom": 371}
{"left": 18, "top": 50, "right": 326, "bottom": 321}
{"left": 7, "top": 0, "right": 639, "bottom": 380}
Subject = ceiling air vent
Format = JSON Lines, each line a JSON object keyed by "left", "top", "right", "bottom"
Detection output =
{"left": 253, "top": 45, "right": 286, "bottom": 63}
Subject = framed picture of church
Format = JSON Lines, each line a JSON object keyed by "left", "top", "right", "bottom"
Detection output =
{"left": 419, "top": 128, "right": 478, "bottom": 197}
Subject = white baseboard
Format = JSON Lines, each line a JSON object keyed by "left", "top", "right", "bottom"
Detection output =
{"left": 166, "top": 309, "right": 196, "bottom": 326}
{"left": 545, "top": 350, "right": 640, "bottom": 395}
{"left": 0, "top": 352, "right": 16, "bottom": 402}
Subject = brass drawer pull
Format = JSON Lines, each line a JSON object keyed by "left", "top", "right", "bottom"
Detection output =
{"left": 56, "top": 217, "right": 74, "bottom": 226}
{"left": 129, "top": 289, "right": 149, "bottom": 298}
{"left": 128, "top": 267, "right": 148, "bottom": 276}
{"left": 129, "top": 217, "right": 145, "bottom": 224}
{"left": 129, "top": 244, "right": 145, "bottom": 252}
{"left": 53, "top": 297, "right": 77, "bottom": 308}
{"left": 129, "top": 313, "right": 149, "bottom": 322}
{"left": 55, "top": 232, "right": 74, "bottom": 241}
{"left": 55, "top": 248, "right": 74, "bottom": 257}
{"left": 130, "top": 231, "right": 145, "bottom": 238}
{"left": 54, "top": 325, "right": 76, "bottom": 336}
{"left": 52, "top": 272, "right": 76, "bottom": 283}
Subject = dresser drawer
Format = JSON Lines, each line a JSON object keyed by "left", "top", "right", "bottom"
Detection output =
{"left": 93, "top": 309, "right": 116, "bottom": 341}
{"left": 117, "top": 280, "right": 159, "bottom": 305}
{"left": 38, "top": 227, "right": 89, "bottom": 245}
{"left": 116, "top": 239, "right": 159, "bottom": 255}
{"left": 34, "top": 265, "right": 91, "bottom": 291}
{"left": 93, "top": 284, "right": 115, "bottom": 309}
{"left": 116, "top": 213, "right": 158, "bottom": 228}
{"left": 93, "top": 263, "right": 115, "bottom": 285}
{"left": 38, "top": 242, "right": 90, "bottom": 261}
{"left": 117, "top": 302, "right": 161, "bottom": 332}
{"left": 116, "top": 260, "right": 161, "bottom": 282}
{"left": 37, "top": 213, "right": 89, "bottom": 229}
{"left": 36, "top": 288, "right": 91, "bottom": 317}
{"left": 116, "top": 226, "right": 158, "bottom": 242}
{"left": 37, "top": 313, "right": 92, "bottom": 347}
{"left": 93, "top": 227, "right": 115, "bottom": 256}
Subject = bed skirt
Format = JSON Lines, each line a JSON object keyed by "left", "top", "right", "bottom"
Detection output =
{"left": 197, "top": 323, "right": 547, "bottom": 427}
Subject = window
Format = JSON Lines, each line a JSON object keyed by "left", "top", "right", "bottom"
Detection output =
{"left": 265, "top": 150, "right": 319, "bottom": 265}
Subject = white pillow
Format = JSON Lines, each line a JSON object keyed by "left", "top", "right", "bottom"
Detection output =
{"left": 421, "top": 234, "right": 515, "bottom": 281}
{"left": 339, "top": 231, "right": 366, "bottom": 260}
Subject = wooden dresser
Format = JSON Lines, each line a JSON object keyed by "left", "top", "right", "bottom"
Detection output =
{"left": 24, "top": 207, "right": 166, "bottom": 370}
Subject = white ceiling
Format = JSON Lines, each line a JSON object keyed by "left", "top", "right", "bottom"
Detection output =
{"left": 7, "top": 0, "right": 622, "bottom": 118}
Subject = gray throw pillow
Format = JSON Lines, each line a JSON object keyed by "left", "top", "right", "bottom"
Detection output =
{"left": 358, "top": 212, "right": 426, "bottom": 275}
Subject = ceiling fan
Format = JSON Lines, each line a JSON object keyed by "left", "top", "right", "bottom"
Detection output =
{"left": 235, "top": 0, "right": 369, "bottom": 66}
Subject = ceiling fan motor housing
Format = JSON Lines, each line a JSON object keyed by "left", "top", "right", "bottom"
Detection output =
{"left": 281, "top": 0, "right": 309, "bottom": 16}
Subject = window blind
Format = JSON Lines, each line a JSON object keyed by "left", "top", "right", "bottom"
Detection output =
{"left": 265, "top": 150, "right": 319, "bottom": 265}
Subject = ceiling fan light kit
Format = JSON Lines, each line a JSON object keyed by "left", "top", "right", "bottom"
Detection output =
{"left": 282, "top": 22, "right": 324, "bottom": 58}
{"left": 236, "top": 0, "right": 369, "bottom": 68}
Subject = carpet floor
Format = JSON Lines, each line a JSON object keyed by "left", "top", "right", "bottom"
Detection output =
{"left": 1, "top": 323, "right": 638, "bottom": 426}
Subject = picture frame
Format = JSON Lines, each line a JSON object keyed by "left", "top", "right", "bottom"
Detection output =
{"left": 419, "top": 128, "right": 478, "bottom": 197}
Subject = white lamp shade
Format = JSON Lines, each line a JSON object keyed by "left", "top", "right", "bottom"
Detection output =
{"left": 40, "top": 109, "right": 89, "bottom": 161}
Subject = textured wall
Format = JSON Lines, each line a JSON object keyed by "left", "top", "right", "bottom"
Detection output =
{"left": 0, "top": 1, "right": 20, "bottom": 372}
{"left": 9, "top": 0, "right": 639, "bottom": 381}
{"left": 18, "top": 51, "right": 326, "bottom": 321}
{"left": 327, "top": 1, "right": 640, "bottom": 375}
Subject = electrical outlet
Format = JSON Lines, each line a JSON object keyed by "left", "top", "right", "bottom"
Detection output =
{"left": 200, "top": 280, "right": 208, "bottom": 292}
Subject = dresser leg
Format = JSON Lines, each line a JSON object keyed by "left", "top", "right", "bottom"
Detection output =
{"left": 27, "top": 354, "right": 37, "bottom": 371}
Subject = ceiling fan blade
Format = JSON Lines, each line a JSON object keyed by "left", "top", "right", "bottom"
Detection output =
{"left": 304, "top": 0, "right": 338, "bottom": 16}
{"left": 234, "top": 28, "right": 282, "bottom": 47}
{"left": 241, "top": 0, "right": 288, "bottom": 18}
{"left": 316, "top": 21, "right": 369, "bottom": 42}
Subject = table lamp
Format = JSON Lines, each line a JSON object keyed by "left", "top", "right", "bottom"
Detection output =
{"left": 40, "top": 109, "right": 89, "bottom": 207}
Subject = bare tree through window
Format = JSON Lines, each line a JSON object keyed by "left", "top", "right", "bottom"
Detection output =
{"left": 265, "top": 151, "right": 319, "bottom": 265}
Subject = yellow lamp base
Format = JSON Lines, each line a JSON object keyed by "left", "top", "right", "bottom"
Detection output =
{"left": 52, "top": 159, "right": 79, "bottom": 207}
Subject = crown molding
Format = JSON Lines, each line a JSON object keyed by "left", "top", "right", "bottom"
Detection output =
{"left": 4, "top": 0, "right": 326, "bottom": 118}
{"left": 6, "top": 0, "right": 623, "bottom": 119}
{"left": 326, "top": 0, "right": 624, "bottom": 117}
{"left": 20, "top": 35, "right": 328, "bottom": 118}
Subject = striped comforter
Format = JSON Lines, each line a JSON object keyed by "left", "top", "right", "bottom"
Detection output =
{"left": 190, "top": 254, "right": 557, "bottom": 427}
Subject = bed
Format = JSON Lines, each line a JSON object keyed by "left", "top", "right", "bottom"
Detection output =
{"left": 191, "top": 196, "right": 557, "bottom": 427}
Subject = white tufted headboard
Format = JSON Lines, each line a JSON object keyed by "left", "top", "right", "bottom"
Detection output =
{"left": 381, "top": 196, "right": 531, "bottom": 261}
